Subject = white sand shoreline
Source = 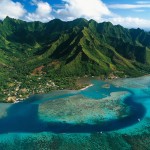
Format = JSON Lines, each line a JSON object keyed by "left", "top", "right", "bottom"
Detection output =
{"left": 80, "top": 84, "right": 93, "bottom": 91}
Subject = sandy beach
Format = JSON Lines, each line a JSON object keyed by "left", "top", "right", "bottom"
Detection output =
{"left": 80, "top": 84, "right": 93, "bottom": 91}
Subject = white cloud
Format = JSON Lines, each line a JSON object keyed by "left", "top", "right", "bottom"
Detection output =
{"left": 109, "top": 4, "right": 150, "bottom": 9}
{"left": 104, "top": 17, "right": 150, "bottom": 29}
{"left": 0, "top": 0, "right": 26, "bottom": 20}
{"left": 133, "top": 9, "right": 145, "bottom": 12}
{"left": 26, "top": 0, "right": 54, "bottom": 22}
{"left": 55, "top": 0, "right": 111, "bottom": 22}
{"left": 106, "top": 1, "right": 150, "bottom": 29}
{"left": 0, "top": 0, "right": 149, "bottom": 30}
{"left": 136, "top": 1, "right": 150, "bottom": 4}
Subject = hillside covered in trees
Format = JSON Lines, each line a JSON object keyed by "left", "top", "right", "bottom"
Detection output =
{"left": 0, "top": 17, "right": 150, "bottom": 102}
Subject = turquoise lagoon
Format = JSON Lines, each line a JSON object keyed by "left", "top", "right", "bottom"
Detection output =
{"left": 0, "top": 76, "right": 150, "bottom": 149}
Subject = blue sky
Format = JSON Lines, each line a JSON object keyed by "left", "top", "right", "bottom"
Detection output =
{"left": 0, "top": 0, "right": 150, "bottom": 29}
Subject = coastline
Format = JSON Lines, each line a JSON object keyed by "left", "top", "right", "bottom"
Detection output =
{"left": 10, "top": 84, "right": 93, "bottom": 104}
{"left": 80, "top": 84, "right": 93, "bottom": 91}
{"left": 3, "top": 74, "right": 150, "bottom": 104}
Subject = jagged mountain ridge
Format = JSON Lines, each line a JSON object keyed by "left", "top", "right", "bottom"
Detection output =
{"left": 0, "top": 17, "right": 150, "bottom": 81}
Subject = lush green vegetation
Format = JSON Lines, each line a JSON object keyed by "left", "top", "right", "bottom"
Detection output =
{"left": 0, "top": 17, "right": 150, "bottom": 102}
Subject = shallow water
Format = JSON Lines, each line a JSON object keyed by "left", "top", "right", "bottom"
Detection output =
{"left": 0, "top": 77, "right": 150, "bottom": 149}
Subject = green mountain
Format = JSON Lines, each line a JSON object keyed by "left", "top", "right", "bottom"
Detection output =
{"left": 0, "top": 17, "right": 150, "bottom": 102}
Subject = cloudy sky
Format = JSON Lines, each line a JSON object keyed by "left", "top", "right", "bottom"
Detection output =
{"left": 0, "top": 0, "right": 150, "bottom": 29}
